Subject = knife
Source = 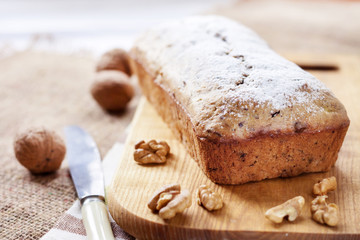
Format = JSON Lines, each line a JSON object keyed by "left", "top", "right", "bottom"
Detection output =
{"left": 64, "top": 125, "right": 115, "bottom": 240}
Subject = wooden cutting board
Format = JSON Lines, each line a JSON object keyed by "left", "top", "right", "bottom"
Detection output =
{"left": 107, "top": 53, "right": 360, "bottom": 240}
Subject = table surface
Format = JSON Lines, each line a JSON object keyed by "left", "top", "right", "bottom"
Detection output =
{"left": 1, "top": 0, "right": 359, "bottom": 239}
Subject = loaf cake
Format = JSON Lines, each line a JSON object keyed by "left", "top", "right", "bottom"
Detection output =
{"left": 129, "top": 15, "right": 350, "bottom": 185}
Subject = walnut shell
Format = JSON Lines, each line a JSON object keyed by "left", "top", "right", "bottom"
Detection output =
{"left": 14, "top": 128, "right": 66, "bottom": 174}
{"left": 96, "top": 48, "right": 131, "bottom": 76}
{"left": 91, "top": 70, "right": 134, "bottom": 111}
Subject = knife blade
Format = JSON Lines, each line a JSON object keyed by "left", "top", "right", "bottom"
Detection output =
{"left": 65, "top": 125, "right": 115, "bottom": 240}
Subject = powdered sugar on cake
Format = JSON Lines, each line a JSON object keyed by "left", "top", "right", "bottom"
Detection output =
{"left": 133, "top": 15, "right": 334, "bottom": 137}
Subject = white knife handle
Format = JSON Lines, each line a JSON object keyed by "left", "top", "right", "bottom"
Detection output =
{"left": 81, "top": 196, "right": 115, "bottom": 240}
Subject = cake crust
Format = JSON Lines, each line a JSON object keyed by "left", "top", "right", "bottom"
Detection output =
{"left": 130, "top": 16, "right": 350, "bottom": 184}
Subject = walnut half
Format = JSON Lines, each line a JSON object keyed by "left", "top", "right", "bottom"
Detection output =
{"left": 134, "top": 140, "right": 170, "bottom": 164}
{"left": 147, "top": 183, "right": 180, "bottom": 211}
{"left": 311, "top": 195, "right": 339, "bottom": 227}
{"left": 313, "top": 176, "right": 337, "bottom": 196}
{"left": 265, "top": 196, "right": 305, "bottom": 223}
{"left": 147, "top": 183, "right": 191, "bottom": 219}
{"left": 197, "top": 185, "right": 223, "bottom": 211}
{"left": 159, "top": 190, "right": 192, "bottom": 219}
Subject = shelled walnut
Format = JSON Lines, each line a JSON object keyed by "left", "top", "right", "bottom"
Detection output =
{"left": 159, "top": 190, "right": 191, "bottom": 219}
{"left": 147, "top": 183, "right": 191, "bottom": 219}
{"left": 265, "top": 196, "right": 305, "bottom": 224}
{"left": 311, "top": 195, "right": 339, "bottom": 227}
{"left": 134, "top": 140, "right": 170, "bottom": 164}
{"left": 156, "top": 191, "right": 179, "bottom": 210}
{"left": 313, "top": 176, "right": 337, "bottom": 196}
{"left": 147, "top": 183, "right": 181, "bottom": 211}
{"left": 197, "top": 185, "right": 223, "bottom": 211}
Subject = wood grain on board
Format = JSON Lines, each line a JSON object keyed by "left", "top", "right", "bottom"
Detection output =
{"left": 108, "top": 53, "right": 360, "bottom": 240}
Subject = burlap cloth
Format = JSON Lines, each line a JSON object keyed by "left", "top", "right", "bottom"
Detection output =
{"left": 0, "top": 50, "right": 139, "bottom": 240}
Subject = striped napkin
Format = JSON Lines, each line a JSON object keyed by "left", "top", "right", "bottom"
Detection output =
{"left": 41, "top": 142, "right": 134, "bottom": 240}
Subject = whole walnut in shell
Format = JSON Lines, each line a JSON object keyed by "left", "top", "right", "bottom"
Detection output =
{"left": 96, "top": 48, "right": 131, "bottom": 76}
{"left": 14, "top": 128, "right": 66, "bottom": 174}
{"left": 91, "top": 70, "right": 134, "bottom": 111}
